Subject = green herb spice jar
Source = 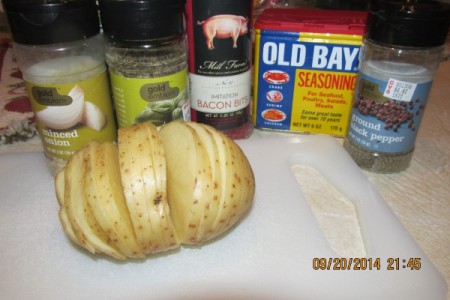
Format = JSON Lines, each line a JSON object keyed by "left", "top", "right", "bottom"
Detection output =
{"left": 98, "top": 0, "right": 190, "bottom": 128}
{"left": 2, "top": 0, "right": 118, "bottom": 175}
{"left": 344, "top": 0, "right": 450, "bottom": 173}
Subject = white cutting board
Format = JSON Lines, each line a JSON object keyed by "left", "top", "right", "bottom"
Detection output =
{"left": 0, "top": 135, "right": 447, "bottom": 300}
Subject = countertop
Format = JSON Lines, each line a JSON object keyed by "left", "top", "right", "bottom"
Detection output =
{"left": 1, "top": 33, "right": 449, "bottom": 298}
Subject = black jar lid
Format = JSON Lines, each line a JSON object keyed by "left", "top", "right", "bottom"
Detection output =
{"left": 2, "top": 0, "right": 100, "bottom": 45}
{"left": 367, "top": 0, "right": 450, "bottom": 47}
{"left": 99, "top": 0, "right": 186, "bottom": 43}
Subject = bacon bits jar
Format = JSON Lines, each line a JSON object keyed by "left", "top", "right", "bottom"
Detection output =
{"left": 185, "top": 0, "right": 254, "bottom": 139}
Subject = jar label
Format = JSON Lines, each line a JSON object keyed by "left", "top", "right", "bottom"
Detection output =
{"left": 187, "top": 0, "right": 252, "bottom": 76}
{"left": 347, "top": 72, "right": 432, "bottom": 153}
{"left": 383, "top": 79, "right": 417, "bottom": 101}
{"left": 189, "top": 70, "right": 251, "bottom": 130}
{"left": 109, "top": 69, "right": 191, "bottom": 128}
{"left": 26, "top": 70, "right": 117, "bottom": 162}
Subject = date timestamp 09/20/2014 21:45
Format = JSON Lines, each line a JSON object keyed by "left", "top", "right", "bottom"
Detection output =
{"left": 312, "top": 258, "right": 422, "bottom": 271}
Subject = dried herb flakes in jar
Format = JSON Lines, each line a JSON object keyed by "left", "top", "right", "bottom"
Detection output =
{"left": 99, "top": 0, "right": 191, "bottom": 128}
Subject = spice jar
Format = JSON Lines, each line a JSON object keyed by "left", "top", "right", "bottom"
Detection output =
{"left": 2, "top": 0, "right": 118, "bottom": 175}
{"left": 185, "top": 0, "right": 254, "bottom": 139}
{"left": 98, "top": 0, "right": 190, "bottom": 128}
{"left": 344, "top": 0, "right": 450, "bottom": 173}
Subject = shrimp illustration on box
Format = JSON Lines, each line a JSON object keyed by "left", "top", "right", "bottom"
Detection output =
{"left": 197, "top": 15, "right": 249, "bottom": 50}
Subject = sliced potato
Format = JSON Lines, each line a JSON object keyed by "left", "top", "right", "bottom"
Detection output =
{"left": 204, "top": 124, "right": 254, "bottom": 237}
{"left": 64, "top": 142, "right": 126, "bottom": 260}
{"left": 55, "top": 168, "right": 83, "bottom": 248}
{"left": 84, "top": 141, "right": 144, "bottom": 259}
{"left": 185, "top": 122, "right": 223, "bottom": 242}
{"left": 54, "top": 121, "right": 255, "bottom": 260}
{"left": 54, "top": 169, "right": 65, "bottom": 206}
{"left": 225, "top": 138, "right": 255, "bottom": 229}
{"left": 160, "top": 121, "right": 255, "bottom": 244}
{"left": 205, "top": 125, "right": 237, "bottom": 236}
{"left": 118, "top": 123, "right": 179, "bottom": 254}
{"left": 185, "top": 125, "right": 218, "bottom": 243}
{"left": 142, "top": 123, "right": 180, "bottom": 251}
{"left": 58, "top": 208, "right": 84, "bottom": 248}
{"left": 159, "top": 121, "right": 207, "bottom": 244}
{"left": 64, "top": 145, "right": 96, "bottom": 254}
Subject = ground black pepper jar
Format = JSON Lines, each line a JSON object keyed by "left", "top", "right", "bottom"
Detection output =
{"left": 344, "top": 0, "right": 450, "bottom": 173}
{"left": 98, "top": 0, "right": 190, "bottom": 128}
{"left": 2, "top": 0, "right": 118, "bottom": 175}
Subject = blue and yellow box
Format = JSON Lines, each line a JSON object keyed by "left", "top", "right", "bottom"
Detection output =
{"left": 253, "top": 8, "right": 367, "bottom": 137}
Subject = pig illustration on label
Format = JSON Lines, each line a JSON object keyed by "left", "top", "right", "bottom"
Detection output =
{"left": 197, "top": 15, "right": 248, "bottom": 50}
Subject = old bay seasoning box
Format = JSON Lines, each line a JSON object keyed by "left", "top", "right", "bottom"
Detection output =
{"left": 253, "top": 8, "right": 367, "bottom": 136}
